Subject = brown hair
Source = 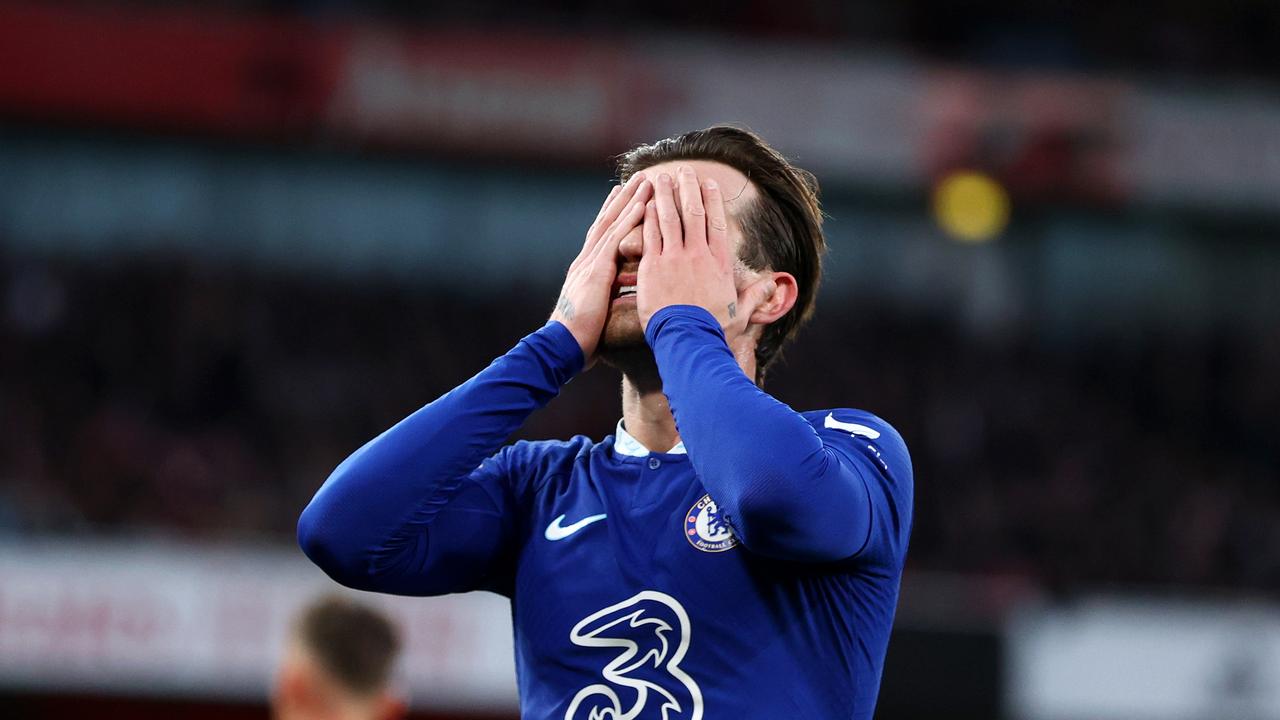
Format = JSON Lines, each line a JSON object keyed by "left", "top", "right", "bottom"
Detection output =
{"left": 295, "top": 594, "right": 401, "bottom": 696}
{"left": 617, "top": 125, "right": 826, "bottom": 381}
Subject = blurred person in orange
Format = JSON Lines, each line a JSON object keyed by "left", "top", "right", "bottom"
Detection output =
{"left": 273, "top": 594, "right": 405, "bottom": 720}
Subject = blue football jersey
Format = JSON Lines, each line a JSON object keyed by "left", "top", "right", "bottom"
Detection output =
{"left": 300, "top": 306, "right": 913, "bottom": 720}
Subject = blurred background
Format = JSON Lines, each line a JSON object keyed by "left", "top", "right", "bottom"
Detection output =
{"left": 1, "top": 1, "right": 1278, "bottom": 718}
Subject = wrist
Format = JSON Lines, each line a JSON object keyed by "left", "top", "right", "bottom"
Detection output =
{"left": 536, "top": 320, "right": 588, "bottom": 379}
{"left": 643, "top": 305, "right": 725, "bottom": 348}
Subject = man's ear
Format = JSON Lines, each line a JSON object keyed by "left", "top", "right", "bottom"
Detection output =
{"left": 743, "top": 271, "right": 798, "bottom": 326}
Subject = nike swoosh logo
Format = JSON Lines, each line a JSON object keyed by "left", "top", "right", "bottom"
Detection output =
{"left": 824, "top": 412, "right": 882, "bottom": 439}
{"left": 544, "top": 513, "right": 608, "bottom": 541}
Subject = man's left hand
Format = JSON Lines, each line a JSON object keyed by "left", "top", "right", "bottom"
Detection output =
{"left": 637, "top": 167, "right": 748, "bottom": 340}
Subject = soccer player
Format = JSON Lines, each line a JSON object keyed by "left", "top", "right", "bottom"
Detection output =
{"left": 298, "top": 126, "right": 913, "bottom": 719}
{"left": 273, "top": 594, "right": 404, "bottom": 720}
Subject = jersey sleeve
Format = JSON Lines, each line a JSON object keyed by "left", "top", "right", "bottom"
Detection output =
{"left": 808, "top": 409, "right": 913, "bottom": 567}
{"left": 645, "top": 304, "right": 913, "bottom": 564}
{"left": 297, "top": 321, "right": 584, "bottom": 596}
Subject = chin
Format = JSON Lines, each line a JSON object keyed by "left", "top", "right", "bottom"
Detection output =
{"left": 597, "top": 310, "right": 650, "bottom": 366}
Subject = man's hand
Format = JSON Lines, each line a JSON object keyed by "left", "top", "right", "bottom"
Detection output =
{"left": 638, "top": 167, "right": 757, "bottom": 341}
{"left": 551, "top": 173, "right": 651, "bottom": 364}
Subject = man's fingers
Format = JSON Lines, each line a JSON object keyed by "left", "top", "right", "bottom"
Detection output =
{"left": 607, "top": 174, "right": 647, "bottom": 222}
{"left": 654, "top": 173, "right": 684, "bottom": 250}
{"left": 677, "top": 166, "right": 707, "bottom": 250}
{"left": 591, "top": 178, "right": 649, "bottom": 256}
{"left": 587, "top": 174, "right": 646, "bottom": 248}
{"left": 642, "top": 200, "right": 660, "bottom": 258}
{"left": 587, "top": 207, "right": 636, "bottom": 281}
{"left": 588, "top": 198, "right": 645, "bottom": 268}
{"left": 702, "top": 177, "right": 730, "bottom": 262}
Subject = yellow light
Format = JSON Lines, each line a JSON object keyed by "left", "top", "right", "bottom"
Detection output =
{"left": 932, "top": 171, "right": 1011, "bottom": 243}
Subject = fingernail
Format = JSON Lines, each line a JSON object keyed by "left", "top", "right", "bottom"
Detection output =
{"left": 660, "top": 173, "right": 672, "bottom": 184}
{"left": 704, "top": 178, "right": 718, "bottom": 190}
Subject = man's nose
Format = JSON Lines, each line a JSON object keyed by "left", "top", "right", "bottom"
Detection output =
{"left": 618, "top": 225, "right": 644, "bottom": 259}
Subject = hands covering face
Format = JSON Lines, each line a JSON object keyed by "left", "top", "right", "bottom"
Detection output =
{"left": 552, "top": 164, "right": 773, "bottom": 365}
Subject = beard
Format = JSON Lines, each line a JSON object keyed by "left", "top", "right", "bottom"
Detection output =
{"left": 598, "top": 303, "right": 645, "bottom": 353}
{"left": 596, "top": 302, "right": 660, "bottom": 383}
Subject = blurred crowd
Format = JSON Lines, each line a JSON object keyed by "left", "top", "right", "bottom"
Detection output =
{"left": 2, "top": 253, "right": 1276, "bottom": 594}
{"left": 237, "top": 0, "right": 1280, "bottom": 80}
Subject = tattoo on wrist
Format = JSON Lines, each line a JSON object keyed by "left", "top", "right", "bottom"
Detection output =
{"left": 557, "top": 294, "right": 575, "bottom": 320}
{"left": 727, "top": 302, "right": 737, "bottom": 319}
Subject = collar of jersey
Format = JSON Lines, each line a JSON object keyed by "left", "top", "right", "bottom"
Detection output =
{"left": 613, "top": 420, "right": 687, "bottom": 457}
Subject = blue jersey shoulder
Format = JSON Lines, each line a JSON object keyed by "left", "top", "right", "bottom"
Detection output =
{"left": 805, "top": 408, "right": 913, "bottom": 565}
{"left": 803, "top": 408, "right": 910, "bottom": 462}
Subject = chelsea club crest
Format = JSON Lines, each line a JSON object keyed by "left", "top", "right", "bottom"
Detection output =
{"left": 685, "top": 494, "right": 739, "bottom": 553}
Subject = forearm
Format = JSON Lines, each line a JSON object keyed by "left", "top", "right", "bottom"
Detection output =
{"left": 297, "top": 321, "right": 583, "bottom": 591}
{"left": 646, "top": 306, "right": 871, "bottom": 561}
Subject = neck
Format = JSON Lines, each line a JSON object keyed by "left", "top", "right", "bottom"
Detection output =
{"left": 620, "top": 368, "right": 679, "bottom": 453}
{"left": 617, "top": 332, "right": 760, "bottom": 454}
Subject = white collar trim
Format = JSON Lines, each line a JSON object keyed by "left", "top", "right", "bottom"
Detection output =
{"left": 613, "top": 419, "right": 686, "bottom": 456}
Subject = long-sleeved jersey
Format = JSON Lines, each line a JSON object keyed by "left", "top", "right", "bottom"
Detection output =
{"left": 298, "top": 305, "right": 913, "bottom": 719}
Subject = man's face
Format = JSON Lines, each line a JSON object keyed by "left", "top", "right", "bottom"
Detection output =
{"left": 598, "top": 159, "right": 758, "bottom": 356}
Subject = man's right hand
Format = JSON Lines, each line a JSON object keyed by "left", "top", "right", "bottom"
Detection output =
{"left": 551, "top": 173, "right": 651, "bottom": 365}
